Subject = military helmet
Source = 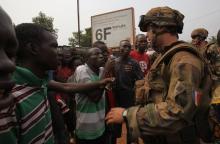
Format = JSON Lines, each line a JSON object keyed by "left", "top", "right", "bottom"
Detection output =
{"left": 139, "top": 6, "right": 185, "bottom": 33}
{"left": 191, "top": 28, "right": 208, "bottom": 39}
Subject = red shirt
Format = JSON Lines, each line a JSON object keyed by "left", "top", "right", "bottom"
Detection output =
{"left": 55, "top": 66, "right": 73, "bottom": 102}
{"left": 130, "top": 50, "right": 150, "bottom": 75}
{"left": 56, "top": 66, "right": 73, "bottom": 81}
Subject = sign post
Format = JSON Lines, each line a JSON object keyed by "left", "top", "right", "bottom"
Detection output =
{"left": 91, "top": 8, "right": 135, "bottom": 48}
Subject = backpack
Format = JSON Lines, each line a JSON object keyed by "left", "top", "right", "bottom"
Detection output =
{"left": 134, "top": 41, "right": 213, "bottom": 142}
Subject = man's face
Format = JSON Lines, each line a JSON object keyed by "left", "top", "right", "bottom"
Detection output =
{"left": 111, "top": 47, "right": 120, "bottom": 58}
{"left": 88, "top": 48, "right": 104, "bottom": 68}
{"left": 62, "top": 49, "right": 72, "bottom": 65}
{"left": 146, "top": 26, "right": 162, "bottom": 53}
{"left": 38, "top": 31, "right": 58, "bottom": 70}
{"left": 72, "top": 59, "right": 83, "bottom": 70}
{"left": 120, "top": 41, "right": 131, "bottom": 57}
{"left": 0, "top": 8, "right": 18, "bottom": 108}
{"left": 136, "top": 35, "right": 148, "bottom": 53}
{"left": 191, "top": 36, "right": 202, "bottom": 47}
{"left": 57, "top": 50, "right": 63, "bottom": 65}
{"left": 99, "top": 44, "right": 109, "bottom": 64}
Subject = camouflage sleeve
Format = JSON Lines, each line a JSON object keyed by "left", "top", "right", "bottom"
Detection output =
{"left": 206, "top": 44, "right": 218, "bottom": 63}
{"left": 125, "top": 51, "right": 204, "bottom": 140}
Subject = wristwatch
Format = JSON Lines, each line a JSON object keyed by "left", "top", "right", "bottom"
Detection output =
{"left": 122, "top": 109, "right": 128, "bottom": 122}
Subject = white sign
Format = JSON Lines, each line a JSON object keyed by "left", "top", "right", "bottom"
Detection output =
{"left": 91, "top": 8, "right": 135, "bottom": 48}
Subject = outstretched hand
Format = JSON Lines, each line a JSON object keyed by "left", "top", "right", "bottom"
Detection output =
{"left": 105, "top": 107, "right": 125, "bottom": 124}
{"left": 99, "top": 77, "right": 115, "bottom": 87}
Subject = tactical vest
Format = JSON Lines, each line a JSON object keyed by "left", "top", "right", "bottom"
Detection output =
{"left": 135, "top": 41, "right": 213, "bottom": 143}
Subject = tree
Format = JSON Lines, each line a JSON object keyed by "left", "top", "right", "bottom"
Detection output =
{"left": 32, "top": 11, "right": 58, "bottom": 34}
{"left": 68, "top": 27, "right": 91, "bottom": 47}
{"left": 68, "top": 30, "right": 82, "bottom": 47}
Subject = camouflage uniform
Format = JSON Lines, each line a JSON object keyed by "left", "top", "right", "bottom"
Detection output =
{"left": 205, "top": 32, "right": 220, "bottom": 143}
{"left": 124, "top": 7, "right": 212, "bottom": 144}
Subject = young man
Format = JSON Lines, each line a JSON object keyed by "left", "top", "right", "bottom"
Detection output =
{"left": 0, "top": 7, "right": 18, "bottom": 144}
{"left": 111, "top": 40, "right": 144, "bottom": 142}
{"left": 55, "top": 48, "right": 73, "bottom": 82}
{"left": 106, "top": 6, "right": 211, "bottom": 144}
{"left": 130, "top": 34, "right": 151, "bottom": 75}
{"left": 92, "top": 41, "right": 117, "bottom": 144}
{"left": 0, "top": 7, "right": 18, "bottom": 110}
{"left": 0, "top": 23, "right": 112, "bottom": 144}
{"left": 93, "top": 41, "right": 109, "bottom": 64}
{"left": 72, "top": 47, "right": 107, "bottom": 144}
{"left": 92, "top": 41, "right": 116, "bottom": 107}
{"left": 114, "top": 40, "right": 144, "bottom": 108}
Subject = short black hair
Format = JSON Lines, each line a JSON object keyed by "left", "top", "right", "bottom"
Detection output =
{"left": 92, "top": 41, "right": 106, "bottom": 47}
{"left": 15, "top": 23, "right": 50, "bottom": 61}
{"left": 119, "top": 39, "right": 130, "bottom": 46}
{"left": 92, "top": 40, "right": 109, "bottom": 56}
{"left": 136, "top": 34, "right": 146, "bottom": 40}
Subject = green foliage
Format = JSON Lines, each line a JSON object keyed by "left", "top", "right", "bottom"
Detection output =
{"left": 68, "top": 27, "right": 91, "bottom": 47}
{"left": 32, "top": 11, "right": 58, "bottom": 34}
{"left": 68, "top": 30, "right": 82, "bottom": 47}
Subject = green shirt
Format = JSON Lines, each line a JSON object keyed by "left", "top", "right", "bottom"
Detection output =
{"left": 72, "top": 64, "right": 106, "bottom": 140}
{"left": 0, "top": 66, "right": 54, "bottom": 144}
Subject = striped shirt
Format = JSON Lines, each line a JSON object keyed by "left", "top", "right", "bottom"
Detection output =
{"left": 72, "top": 64, "right": 105, "bottom": 140}
{"left": 0, "top": 66, "right": 54, "bottom": 144}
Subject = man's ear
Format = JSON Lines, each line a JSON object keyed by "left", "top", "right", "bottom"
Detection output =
{"left": 26, "top": 42, "right": 39, "bottom": 56}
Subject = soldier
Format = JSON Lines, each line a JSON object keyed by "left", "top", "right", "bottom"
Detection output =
{"left": 205, "top": 29, "right": 220, "bottom": 143}
{"left": 191, "top": 28, "right": 209, "bottom": 55}
{"left": 106, "top": 6, "right": 212, "bottom": 144}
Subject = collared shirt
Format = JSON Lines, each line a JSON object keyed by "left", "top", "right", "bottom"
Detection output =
{"left": 71, "top": 64, "right": 105, "bottom": 140}
{"left": 0, "top": 66, "right": 54, "bottom": 144}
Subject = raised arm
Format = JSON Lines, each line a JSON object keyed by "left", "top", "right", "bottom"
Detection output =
{"left": 48, "top": 77, "right": 114, "bottom": 93}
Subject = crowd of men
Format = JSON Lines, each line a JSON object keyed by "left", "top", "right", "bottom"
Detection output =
{"left": 1, "top": 5, "right": 220, "bottom": 144}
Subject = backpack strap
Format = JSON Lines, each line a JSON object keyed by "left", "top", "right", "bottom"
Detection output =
{"left": 151, "top": 41, "right": 202, "bottom": 70}
{"left": 150, "top": 41, "right": 215, "bottom": 82}
{"left": 148, "top": 40, "right": 214, "bottom": 108}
